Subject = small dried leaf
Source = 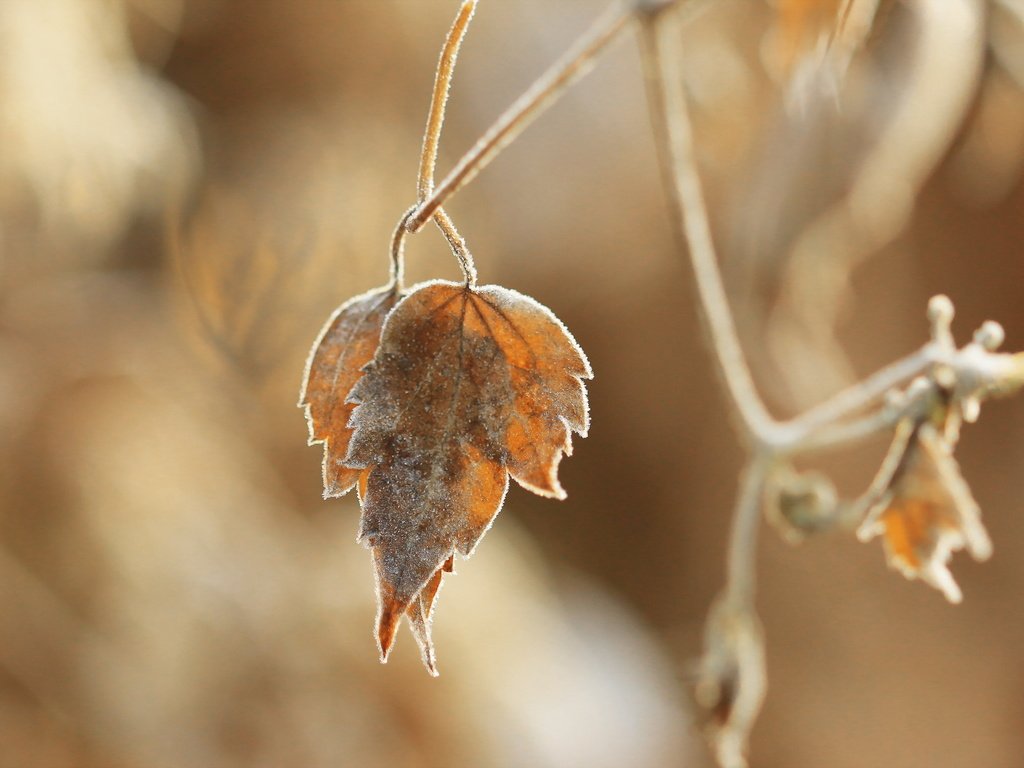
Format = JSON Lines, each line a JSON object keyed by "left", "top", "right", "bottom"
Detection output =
{"left": 857, "top": 421, "right": 992, "bottom": 603}
{"left": 344, "top": 280, "right": 591, "bottom": 670}
{"left": 299, "top": 285, "right": 402, "bottom": 498}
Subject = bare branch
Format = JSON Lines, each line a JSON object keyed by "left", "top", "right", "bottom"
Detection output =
{"left": 778, "top": 347, "right": 935, "bottom": 450}
{"left": 724, "top": 458, "right": 771, "bottom": 607}
{"left": 640, "top": 10, "right": 775, "bottom": 443}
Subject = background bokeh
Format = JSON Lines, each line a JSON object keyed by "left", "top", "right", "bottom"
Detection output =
{"left": 1, "top": 1, "right": 1023, "bottom": 766}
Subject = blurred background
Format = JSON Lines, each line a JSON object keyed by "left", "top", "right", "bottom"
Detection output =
{"left": 1, "top": 1, "right": 1023, "bottom": 766}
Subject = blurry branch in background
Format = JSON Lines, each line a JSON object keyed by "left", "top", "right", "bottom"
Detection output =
{"left": 643, "top": 18, "right": 773, "bottom": 765}
{"left": 766, "top": 0, "right": 986, "bottom": 408}
{"left": 639, "top": 6, "right": 775, "bottom": 443}
{"left": 169, "top": 193, "right": 318, "bottom": 382}
{"left": 640, "top": 2, "right": 1024, "bottom": 766}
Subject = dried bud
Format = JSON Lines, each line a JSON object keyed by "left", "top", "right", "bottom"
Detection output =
{"left": 973, "top": 320, "right": 1005, "bottom": 351}
{"left": 765, "top": 467, "right": 839, "bottom": 544}
{"left": 927, "top": 294, "right": 955, "bottom": 348}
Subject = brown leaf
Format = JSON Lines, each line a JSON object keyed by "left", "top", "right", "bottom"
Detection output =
{"left": 355, "top": 467, "right": 453, "bottom": 673}
{"left": 299, "top": 285, "right": 402, "bottom": 498}
{"left": 344, "top": 280, "right": 592, "bottom": 671}
{"left": 857, "top": 420, "right": 992, "bottom": 603}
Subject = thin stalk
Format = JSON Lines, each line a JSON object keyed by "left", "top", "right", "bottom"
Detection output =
{"left": 397, "top": 1, "right": 478, "bottom": 287}
{"left": 641, "top": 13, "right": 774, "bottom": 443}
{"left": 724, "top": 457, "right": 771, "bottom": 606}
{"left": 781, "top": 345, "right": 934, "bottom": 449}
{"left": 389, "top": 205, "right": 416, "bottom": 289}
{"left": 407, "top": 1, "right": 634, "bottom": 233}
{"left": 796, "top": 405, "right": 903, "bottom": 454}
{"left": 418, "top": 0, "right": 477, "bottom": 200}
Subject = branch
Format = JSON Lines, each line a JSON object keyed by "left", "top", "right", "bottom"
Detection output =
{"left": 724, "top": 458, "right": 771, "bottom": 607}
{"left": 776, "top": 346, "right": 935, "bottom": 450}
{"left": 697, "top": 455, "right": 769, "bottom": 768}
{"left": 640, "top": 11, "right": 774, "bottom": 443}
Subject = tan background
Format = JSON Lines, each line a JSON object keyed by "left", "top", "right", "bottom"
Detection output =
{"left": 1, "top": 1, "right": 1023, "bottom": 766}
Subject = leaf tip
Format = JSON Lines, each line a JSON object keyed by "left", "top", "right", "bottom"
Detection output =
{"left": 376, "top": 593, "right": 403, "bottom": 663}
{"left": 412, "top": 620, "right": 439, "bottom": 676}
{"left": 513, "top": 474, "right": 567, "bottom": 500}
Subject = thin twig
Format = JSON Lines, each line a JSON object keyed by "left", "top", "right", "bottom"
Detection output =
{"left": 407, "top": 1, "right": 634, "bottom": 233}
{"left": 643, "top": 20, "right": 772, "bottom": 758}
{"left": 778, "top": 345, "right": 935, "bottom": 450}
{"left": 724, "top": 458, "right": 771, "bottom": 606}
{"left": 418, "top": 0, "right": 478, "bottom": 201}
{"left": 641, "top": 12, "right": 774, "bottom": 443}
{"left": 796, "top": 404, "right": 903, "bottom": 454}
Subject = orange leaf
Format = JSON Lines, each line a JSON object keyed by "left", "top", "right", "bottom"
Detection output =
{"left": 299, "top": 285, "right": 402, "bottom": 498}
{"left": 344, "top": 280, "right": 592, "bottom": 671}
{"left": 857, "top": 421, "right": 992, "bottom": 603}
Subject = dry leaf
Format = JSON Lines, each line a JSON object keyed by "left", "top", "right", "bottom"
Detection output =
{"left": 857, "top": 420, "right": 992, "bottom": 603}
{"left": 300, "top": 285, "right": 402, "bottom": 497}
{"left": 344, "top": 280, "right": 592, "bottom": 672}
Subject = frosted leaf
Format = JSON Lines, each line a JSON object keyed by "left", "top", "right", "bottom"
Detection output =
{"left": 299, "top": 285, "right": 402, "bottom": 498}
{"left": 344, "top": 280, "right": 592, "bottom": 671}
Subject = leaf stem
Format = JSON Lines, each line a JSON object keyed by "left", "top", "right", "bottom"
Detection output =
{"left": 406, "top": 1, "right": 635, "bottom": 234}
{"left": 389, "top": 205, "right": 416, "bottom": 289}
{"left": 434, "top": 208, "right": 478, "bottom": 286}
